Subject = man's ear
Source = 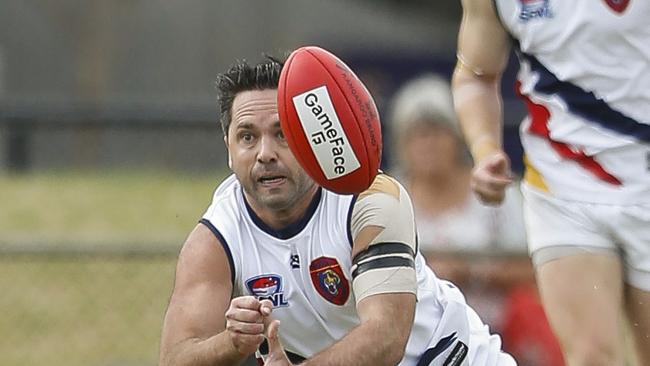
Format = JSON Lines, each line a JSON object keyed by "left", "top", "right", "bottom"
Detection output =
{"left": 224, "top": 134, "right": 232, "bottom": 169}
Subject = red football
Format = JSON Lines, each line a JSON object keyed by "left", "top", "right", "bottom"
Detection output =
{"left": 278, "top": 46, "right": 382, "bottom": 195}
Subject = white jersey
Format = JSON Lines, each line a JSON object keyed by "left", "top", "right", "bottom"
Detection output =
{"left": 201, "top": 174, "right": 514, "bottom": 365}
{"left": 494, "top": 0, "right": 650, "bottom": 203}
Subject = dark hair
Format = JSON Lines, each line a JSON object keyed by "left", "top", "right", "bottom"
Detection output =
{"left": 216, "top": 55, "right": 284, "bottom": 136}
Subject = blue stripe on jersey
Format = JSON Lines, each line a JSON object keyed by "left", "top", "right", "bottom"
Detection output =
{"left": 199, "top": 218, "right": 235, "bottom": 285}
{"left": 346, "top": 194, "right": 358, "bottom": 247}
{"left": 416, "top": 332, "right": 458, "bottom": 366}
{"left": 243, "top": 187, "right": 323, "bottom": 240}
{"left": 514, "top": 42, "right": 650, "bottom": 143}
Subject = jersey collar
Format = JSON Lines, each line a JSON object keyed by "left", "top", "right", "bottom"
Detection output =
{"left": 242, "top": 187, "right": 323, "bottom": 240}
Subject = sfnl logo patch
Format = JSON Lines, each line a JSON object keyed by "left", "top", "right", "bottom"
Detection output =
{"left": 245, "top": 274, "right": 289, "bottom": 308}
{"left": 519, "top": 0, "right": 553, "bottom": 22}
{"left": 292, "top": 86, "right": 361, "bottom": 179}
{"left": 309, "top": 256, "right": 350, "bottom": 306}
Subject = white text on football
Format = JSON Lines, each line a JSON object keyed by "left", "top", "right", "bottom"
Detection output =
{"left": 293, "top": 86, "right": 361, "bottom": 179}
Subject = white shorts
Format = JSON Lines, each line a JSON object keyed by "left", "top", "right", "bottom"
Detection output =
{"left": 522, "top": 183, "right": 650, "bottom": 291}
{"left": 420, "top": 281, "right": 517, "bottom": 366}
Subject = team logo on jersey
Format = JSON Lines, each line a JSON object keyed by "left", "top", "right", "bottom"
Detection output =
{"left": 245, "top": 274, "right": 289, "bottom": 308}
{"left": 603, "top": 0, "right": 630, "bottom": 13}
{"left": 309, "top": 256, "right": 350, "bottom": 306}
{"left": 519, "top": 0, "right": 553, "bottom": 22}
{"left": 289, "top": 254, "right": 300, "bottom": 269}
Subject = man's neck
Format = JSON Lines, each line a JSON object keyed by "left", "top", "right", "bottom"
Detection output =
{"left": 246, "top": 185, "right": 320, "bottom": 231}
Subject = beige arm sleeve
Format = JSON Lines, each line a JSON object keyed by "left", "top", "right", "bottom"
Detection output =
{"left": 350, "top": 174, "right": 417, "bottom": 304}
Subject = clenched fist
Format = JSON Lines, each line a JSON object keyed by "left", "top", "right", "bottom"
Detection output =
{"left": 225, "top": 296, "right": 273, "bottom": 355}
{"left": 470, "top": 151, "right": 513, "bottom": 205}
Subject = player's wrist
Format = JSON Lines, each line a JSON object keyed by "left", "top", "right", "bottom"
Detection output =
{"left": 470, "top": 135, "right": 501, "bottom": 163}
{"left": 221, "top": 330, "right": 255, "bottom": 360}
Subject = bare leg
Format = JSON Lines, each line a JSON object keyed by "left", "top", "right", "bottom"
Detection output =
{"left": 536, "top": 253, "right": 625, "bottom": 366}
{"left": 625, "top": 284, "right": 650, "bottom": 366}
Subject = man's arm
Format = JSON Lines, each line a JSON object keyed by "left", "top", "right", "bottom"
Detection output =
{"left": 265, "top": 175, "right": 418, "bottom": 366}
{"left": 266, "top": 292, "right": 415, "bottom": 366}
{"left": 299, "top": 230, "right": 416, "bottom": 366}
{"left": 452, "top": 0, "right": 513, "bottom": 204}
{"left": 160, "top": 223, "right": 269, "bottom": 366}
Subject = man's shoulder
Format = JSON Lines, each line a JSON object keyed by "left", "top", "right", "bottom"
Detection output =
{"left": 203, "top": 174, "right": 242, "bottom": 222}
{"left": 351, "top": 173, "right": 413, "bottom": 222}
{"left": 209, "top": 174, "right": 240, "bottom": 205}
{"left": 213, "top": 173, "right": 239, "bottom": 194}
{"left": 358, "top": 173, "right": 404, "bottom": 201}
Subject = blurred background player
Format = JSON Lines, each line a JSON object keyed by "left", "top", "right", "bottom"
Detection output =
{"left": 159, "top": 56, "right": 516, "bottom": 366}
{"left": 388, "top": 74, "right": 525, "bottom": 263}
{"left": 452, "top": 0, "right": 650, "bottom": 365}
{"left": 388, "top": 74, "right": 562, "bottom": 365}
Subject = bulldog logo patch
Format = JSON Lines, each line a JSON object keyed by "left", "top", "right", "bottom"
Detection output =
{"left": 309, "top": 256, "right": 350, "bottom": 306}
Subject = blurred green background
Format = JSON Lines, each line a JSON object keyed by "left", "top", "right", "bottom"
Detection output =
{"left": 0, "top": 2, "right": 514, "bottom": 366}
{"left": 0, "top": 171, "right": 222, "bottom": 366}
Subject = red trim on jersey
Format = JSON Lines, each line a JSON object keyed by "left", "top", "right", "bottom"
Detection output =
{"left": 603, "top": 0, "right": 630, "bottom": 14}
{"left": 515, "top": 81, "right": 623, "bottom": 186}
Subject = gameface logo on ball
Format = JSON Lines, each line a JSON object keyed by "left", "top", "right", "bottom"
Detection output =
{"left": 293, "top": 86, "right": 361, "bottom": 179}
{"left": 519, "top": 0, "right": 553, "bottom": 22}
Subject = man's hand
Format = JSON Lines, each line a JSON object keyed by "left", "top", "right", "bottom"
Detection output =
{"left": 470, "top": 151, "right": 513, "bottom": 205}
{"left": 264, "top": 320, "right": 293, "bottom": 366}
{"left": 225, "top": 296, "right": 273, "bottom": 355}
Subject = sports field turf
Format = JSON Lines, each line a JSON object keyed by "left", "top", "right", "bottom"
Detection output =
{"left": 0, "top": 171, "right": 225, "bottom": 366}
{"left": 0, "top": 171, "right": 222, "bottom": 247}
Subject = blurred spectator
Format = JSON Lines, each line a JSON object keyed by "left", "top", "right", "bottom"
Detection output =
{"left": 388, "top": 74, "right": 525, "bottom": 256}
{"left": 388, "top": 74, "right": 563, "bottom": 365}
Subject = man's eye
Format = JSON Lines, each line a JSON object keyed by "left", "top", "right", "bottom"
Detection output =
{"left": 277, "top": 131, "right": 286, "bottom": 141}
{"left": 240, "top": 133, "right": 254, "bottom": 142}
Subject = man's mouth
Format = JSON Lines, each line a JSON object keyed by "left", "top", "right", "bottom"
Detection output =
{"left": 258, "top": 175, "right": 287, "bottom": 187}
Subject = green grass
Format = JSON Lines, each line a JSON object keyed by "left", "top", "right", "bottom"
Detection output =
{"left": 0, "top": 170, "right": 225, "bottom": 247}
{"left": 0, "top": 170, "right": 228, "bottom": 366}
{"left": 0, "top": 257, "right": 176, "bottom": 366}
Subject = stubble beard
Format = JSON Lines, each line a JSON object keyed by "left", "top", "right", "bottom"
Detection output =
{"left": 247, "top": 172, "right": 316, "bottom": 212}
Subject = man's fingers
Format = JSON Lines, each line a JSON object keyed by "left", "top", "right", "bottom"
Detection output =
{"left": 471, "top": 173, "right": 512, "bottom": 192}
{"left": 486, "top": 155, "right": 508, "bottom": 170}
{"left": 473, "top": 186, "right": 506, "bottom": 205}
{"left": 474, "top": 159, "right": 512, "bottom": 181}
{"left": 266, "top": 320, "right": 283, "bottom": 352}
{"left": 480, "top": 165, "right": 513, "bottom": 182}
{"left": 231, "top": 296, "right": 263, "bottom": 310}
{"left": 259, "top": 299, "right": 274, "bottom": 316}
{"left": 227, "top": 321, "right": 265, "bottom": 335}
{"left": 226, "top": 307, "right": 264, "bottom": 323}
{"left": 483, "top": 176, "right": 513, "bottom": 190}
{"left": 471, "top": 176, "right": 507, "bottom": 204}
{"left": 226, "top": 297, "right": 275, "bottom": 355}
{"left": 480, "top": 152, "right": 513, "bottom": 177}
{"left": 263, "top": 320, "right": 290, "bottom": 365}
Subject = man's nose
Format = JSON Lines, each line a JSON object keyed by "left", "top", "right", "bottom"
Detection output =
{"left": 257, "top": 135, "right": 279, "bottom": 163}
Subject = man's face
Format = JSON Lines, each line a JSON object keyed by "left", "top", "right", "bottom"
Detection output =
{"left": 226, "top": 89, "right": 316, "bottom": 211}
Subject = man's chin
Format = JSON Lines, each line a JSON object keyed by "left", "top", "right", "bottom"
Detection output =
{"left": 258, "top": 195, "right": 293, "bottom": 211}
{"left": 251, "top": 187, "right": 292, "bottom": 208}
